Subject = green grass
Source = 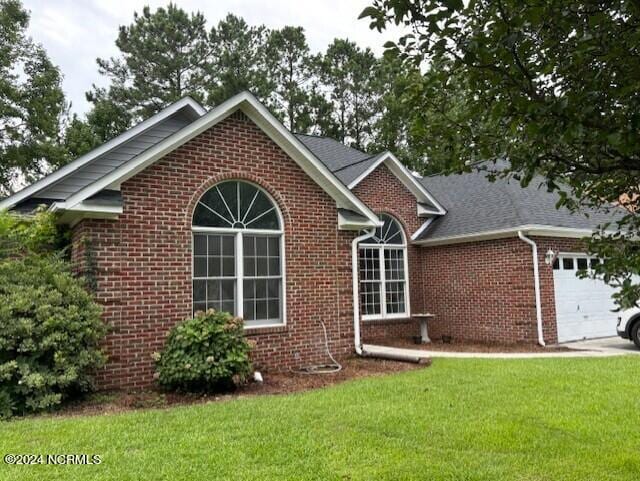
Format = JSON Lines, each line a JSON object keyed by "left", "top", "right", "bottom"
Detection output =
{"left": 2, "top": 357, "right": 639, "bottom": 480}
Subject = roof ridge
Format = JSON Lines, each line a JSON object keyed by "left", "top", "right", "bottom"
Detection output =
{"left": 293, "top": 132, "right": 328, "bottom": 138}
{"left": 332, "top": 151, "right": 385, "bottom": 173}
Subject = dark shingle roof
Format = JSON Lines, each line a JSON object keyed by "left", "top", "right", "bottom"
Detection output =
{"left": 34, "top": 112, "right": 192, "bottom": 201}
{"left": 294, "top": 134, "right": 382, "bottom": 185}
{"left": 417, "top": 161, "right": 623, "bottom": 241}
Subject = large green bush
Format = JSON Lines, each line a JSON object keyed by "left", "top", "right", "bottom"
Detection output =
{"left": 0, "top": 255, "right": 106, "bottom": 418}
{"left": 0, "top": 209, "right": 105, "bottom": 418}
{"left": 156, "top": 310, "right": 252, "bottom": 392}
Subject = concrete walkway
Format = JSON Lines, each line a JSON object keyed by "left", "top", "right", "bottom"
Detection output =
{"left": 363, "top": 338, "right": 637, "bottom": 360}
{"left": 562, "top": 336, "right": 640, "bottom": 355}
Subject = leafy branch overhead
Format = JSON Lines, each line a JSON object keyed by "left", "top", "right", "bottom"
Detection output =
{"left": 361, "top": 0, "right": 640, "bottom": 308}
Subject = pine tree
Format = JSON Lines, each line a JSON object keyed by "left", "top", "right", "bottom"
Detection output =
{"left": 0, "top": 0, "right": 67, "bottom": 195}
{"left": 265, "top": 26, "right": 315, "bottom": 132}
{"left": 206, "top": 14, "right": 270, "bottom": 106}
{"left": 89, "top": 3, "right": 210, "bottom": 121}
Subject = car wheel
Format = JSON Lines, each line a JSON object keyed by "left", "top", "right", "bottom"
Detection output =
{"left": 632, "top": 322, "right": 640, "bottom": 349}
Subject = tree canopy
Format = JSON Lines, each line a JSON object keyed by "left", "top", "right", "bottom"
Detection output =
{"left": 76, "top": 4, "right": 418, "bottom": 158}
{"left": 361, "top": 0, "right": 640, "bottom": 308}
{"left": 0, "top": 0, "right": 67, "bottom": 196}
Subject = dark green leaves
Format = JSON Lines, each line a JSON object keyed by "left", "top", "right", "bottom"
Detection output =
{"left": 0, "top": 0, "right": 67, "bottom": 196}
{"left": 363, "top": 0, "right": 640, "bottom": 308}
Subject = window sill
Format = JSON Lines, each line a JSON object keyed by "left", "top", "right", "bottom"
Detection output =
{"left": 245, "top": 324, "right": 288, "bottom": 336}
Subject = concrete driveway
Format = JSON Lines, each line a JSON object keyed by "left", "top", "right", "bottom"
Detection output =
{"left": 563, "top": 336, "right": 640, "bottom": 355}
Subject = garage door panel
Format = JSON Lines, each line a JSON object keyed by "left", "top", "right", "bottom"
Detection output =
{"left": 553, "top": 254, "right": 618, "bottom": 342}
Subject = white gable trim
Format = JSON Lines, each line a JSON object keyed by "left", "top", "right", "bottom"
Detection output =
{"left": 410, "top": 218, "right": 436, "bottom": 242}
{"left": 0, "top": 97, "right": 205, "bottom": 210}
{"left": 347, "top": 152, "right": 446, "bottom": 215}
{"left": 61, "top": 91, "right": 380, "bottom": 227}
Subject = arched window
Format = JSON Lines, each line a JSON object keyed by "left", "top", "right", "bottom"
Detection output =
{"left": 359, "top": 214, "right": 409, "bottom": 319}
{"left": 192, "top": 180, "right": 284, "bottom": 327}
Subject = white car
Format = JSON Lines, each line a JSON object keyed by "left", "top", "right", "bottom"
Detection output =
{"left": 617, "top": 308, "right": 640, "bottom": 348}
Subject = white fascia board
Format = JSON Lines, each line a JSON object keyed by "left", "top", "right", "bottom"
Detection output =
{"left": 63, "top": 91, "right": 381, "bottom": 228}
{"left": 417, "top": 204, "right": 443, "bottom": 217}
{"left": 414, "top": 224, "right": 606, "bottom": 246}
{"left": 348, "top": 152, "right": 447, "bottom": 215}
{"left": 50, "top": 201, "right": 123, "bottom": 215}
{"left": 337, "top": 210, "right": 382, "bottom": 231}
{"left": 410, "top": 218, "right": 435, "bottom": 242}
{"left": 51, "top": 201, "right": 122, "bottom": 226}
{"left": 0, "top": 97, "right": 205, "bottom": 211}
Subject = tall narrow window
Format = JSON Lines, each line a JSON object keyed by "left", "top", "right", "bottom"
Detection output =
{"left": 359, "top": 214, "right": 409, "bottom": 319}
{"left": 192, "top": 180, "right": 284, "bottom": 327}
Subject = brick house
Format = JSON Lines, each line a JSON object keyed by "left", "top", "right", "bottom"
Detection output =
{"left": 1, "top": 92, "right": 621, "bottom": 388}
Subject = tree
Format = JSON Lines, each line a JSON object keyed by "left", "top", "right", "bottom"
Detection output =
{"left": 0, "top": 0, "right": 67, "bottom": 196}
{"left": 320, "top": 39, "right": 380, "bottom": 149}
{"left": 361, "top": 1, "right": 640, "bottom": 308}
{"left": 90, "top": 3, "right": 210, "bottom": 121}
{"left": 62, "top": 115, "right": 100, "bottom": 160}
{"left": 368, "top": 55, "right": 420, "bottom": 166}
{"left": 206, "top": 14, "right": 271, "bottom": 106}
{"left": 265, "top": 26, "right": 315, "bottom": 132}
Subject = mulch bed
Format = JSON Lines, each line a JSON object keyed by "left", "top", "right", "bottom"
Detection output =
{"left": 53, "top": 357, "right": 428, "bottom": 418}
{"left": 376, "top": 337, "right": 573, "bottom": 353}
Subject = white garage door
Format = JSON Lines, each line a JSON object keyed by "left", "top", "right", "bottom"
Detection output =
{"left": 553, "top": 254, "right": 618, "bottom": 342}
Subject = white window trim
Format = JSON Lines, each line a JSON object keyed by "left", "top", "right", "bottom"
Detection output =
{"left": 359, "top": 217, "right": 411, "bottom": 321}
{"left": 554, "top": 252, "right": 601, "bottom": 274}
{"left": 192, "top": 227, "right": 287, "bottom": 329}
{"left": 191, "top": 182, "right": 286, "bottom": 330}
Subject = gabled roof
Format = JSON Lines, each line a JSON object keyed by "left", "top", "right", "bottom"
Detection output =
{"left": 415, "top": 160, "right": 624, "bottom": 244}
{"left": 294, "top": 135, "right": 446, "bottom": 216}
{"left": 0, "top": 97, "right": 205, "bottom": 210}
{"left": 2, "top": 92, "right": 381, "bottom": 229}
{"left": 294, "top": 134, "right": 372, "bottom": 175}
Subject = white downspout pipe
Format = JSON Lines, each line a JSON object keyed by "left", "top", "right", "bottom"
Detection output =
{"left": 518, "top": 231, "right": 546, "bottom": 346}
{"left": 352, "top": 229, "right": 375, "bottom": 355}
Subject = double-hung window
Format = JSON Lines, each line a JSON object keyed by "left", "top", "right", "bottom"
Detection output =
{"left": 192, "top": 180, "right": 285, "bottom": 328}
{"left": 359, "top": 214, "right": 409, "bottom": 319}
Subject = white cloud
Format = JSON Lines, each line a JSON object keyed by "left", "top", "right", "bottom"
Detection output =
{"left": 22, "top": 0, "right": 404, "bottom": 115}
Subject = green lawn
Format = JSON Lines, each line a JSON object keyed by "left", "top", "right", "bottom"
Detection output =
{"left": 2, "top": 357, "right": 639, "bottom": 480}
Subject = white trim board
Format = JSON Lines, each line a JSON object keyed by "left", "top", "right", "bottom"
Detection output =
{"left": 414, "top": 224, "right": 612, "bottom": 246}
{"left": 58, "top": 91, "right": 380, "bottom": 229}
{"left": 347, "top": 151, "right": 446, "bottom": 216}
{"left": 0, "top": 97, "right": 205, "bottom": 210}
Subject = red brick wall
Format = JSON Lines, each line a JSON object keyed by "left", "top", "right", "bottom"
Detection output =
{"left": 422, "top": 235, "right": 585, "bottom": 345}
{"left": 351, "top": 163, "right": 425, "bottom": 342}
{"left": 72, "top": 111, "right": 357, "bottom": 389}
{"left": 423, "top": 237, "right": 539, "bottom": 344}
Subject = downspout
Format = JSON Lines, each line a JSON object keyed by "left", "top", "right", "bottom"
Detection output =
{"left": 352, "top": 228, "right": 375, "bottom": 355}
{"left": 517, "top": 231, "right": 546, "bottom": 346}
{"left": 351, "top": 228, "right": 423, "bottom": 363}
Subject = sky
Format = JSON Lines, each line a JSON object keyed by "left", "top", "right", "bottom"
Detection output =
{"left": 22, "top": 0, "right": 403, "bottom": 116}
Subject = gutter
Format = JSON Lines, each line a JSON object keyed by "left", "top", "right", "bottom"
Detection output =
{"left": 351, "top": 228, "right": 423, "bottom": 363}
{"left": 517, "top": 231, "right": 546, "bottom": 347}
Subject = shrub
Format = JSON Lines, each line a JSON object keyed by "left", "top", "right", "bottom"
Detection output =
{"left": 156, "top": 310, "right": 252, "bottom": 392}
{"left": 0, "top": 207, "right": 68, "bottom": 258}
{"left": 0, "top": 254, "right": 106, "bottom": 419}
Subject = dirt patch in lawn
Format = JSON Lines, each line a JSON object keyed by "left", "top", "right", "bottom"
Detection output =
{"left": 52, "top": 357, "right": 428, "bottom": 418}
{"left": 376, "top": 337, "right": 573, "bottom": 353}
